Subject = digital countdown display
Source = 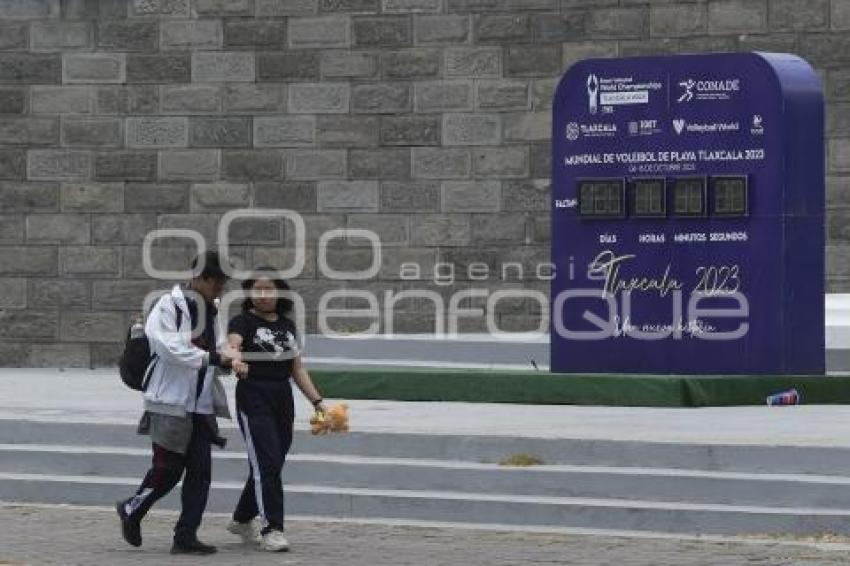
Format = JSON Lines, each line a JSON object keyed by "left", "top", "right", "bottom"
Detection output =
{"left": 578, "top": 179, "right": 625, "bottom": 218}
{"left": 632, "top": 178, "right": 666, "bottom": 218}
{"left": 551, "top": 53, "right": 824, "bottom": 375}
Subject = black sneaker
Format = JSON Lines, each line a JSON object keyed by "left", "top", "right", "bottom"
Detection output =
{"left": 115, "top": 500, "right": 142, "bottom": 547}
{"left": 171, "top": 538, "right": 218, "bottom": 555}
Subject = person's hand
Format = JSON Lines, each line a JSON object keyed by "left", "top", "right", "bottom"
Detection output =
{"left": 220, "top": 345, "right": 241, "bottom": 367}
{"left": 232, "top": 360, "right": 250, "bottom": 379}
{"left": 313, "top": 401, "right": 327, "bottom": 415}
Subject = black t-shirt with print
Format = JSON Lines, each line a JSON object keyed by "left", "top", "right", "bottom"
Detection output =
{"left": 228, "top": 311, "right": 299, "bottom": 381}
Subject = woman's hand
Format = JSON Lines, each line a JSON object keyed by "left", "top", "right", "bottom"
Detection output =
{"left": 232, "top": 360, "right": 250, "bottom": 379}
{"left": 312, "top": 400, "right": 327, "bottom": 414}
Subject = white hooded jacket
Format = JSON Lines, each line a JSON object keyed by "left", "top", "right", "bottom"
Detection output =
{"left": 142, "top": 284, "right": 230, "bottom": 419}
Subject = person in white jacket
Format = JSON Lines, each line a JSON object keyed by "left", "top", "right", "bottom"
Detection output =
{"left": 116, "top": 251, "right": 241, "bottom": 555}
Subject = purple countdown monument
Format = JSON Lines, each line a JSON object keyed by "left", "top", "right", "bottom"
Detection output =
{"left": 550, "top": 53, "right": 824, "bottom": 375}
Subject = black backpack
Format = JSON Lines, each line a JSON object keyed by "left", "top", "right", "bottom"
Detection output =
{"left": 119, "top": 299, "right": 183, "bottom": 391}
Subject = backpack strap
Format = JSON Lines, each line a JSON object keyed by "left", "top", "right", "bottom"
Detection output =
{"left": 173, "top": 298, "right": 183, "bottom": 331}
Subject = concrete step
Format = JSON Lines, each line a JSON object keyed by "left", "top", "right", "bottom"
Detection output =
{"left": 3, "top": 444, "right": 850, "bottom": 510}
{"left": 4, "top": 419, "right": 850, "bottom": 476}
{"left": 2, "top": 472, "right": 850, "bottom": 536}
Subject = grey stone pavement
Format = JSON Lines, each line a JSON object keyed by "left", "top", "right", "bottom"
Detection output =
{"left": 7, "top": 368, "right": 850, "bottom": 446}
{"left": 1, "top": 504, "right": 849, "bottom": 566}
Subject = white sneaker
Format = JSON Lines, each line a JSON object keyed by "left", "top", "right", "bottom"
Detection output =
{"left": 260, "top": 530, "right": 290, "bottom": 552}
{"left": 226, "top": 519, "right": 262, "bottom": 544}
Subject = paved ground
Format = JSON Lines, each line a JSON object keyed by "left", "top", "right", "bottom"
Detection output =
{"left": 1, "top": 504, "right": 849, "bottom": 566}
{"left": 6, "top": 368, "right": 850, "bottom": 446}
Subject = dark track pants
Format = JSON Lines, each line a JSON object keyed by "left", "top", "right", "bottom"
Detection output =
{"left": 232, "top": 379, "right": 294, "bottom": 533}
{"left": 122, "top": 414, "right": 212, "bottom": 542}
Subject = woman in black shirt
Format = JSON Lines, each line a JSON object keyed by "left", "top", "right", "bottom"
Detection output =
{"left": 224, "top": 268, "right": 326, "bottom": 552}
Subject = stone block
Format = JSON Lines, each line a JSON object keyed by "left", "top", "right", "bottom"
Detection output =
{"left": 258, "top": 51, "right": 320, "bottom": 81}
{"left": 192, "top": 52, "right": 255, "bottom": 83}
{"left": 442, "top": 113, "right": 500, "bottom": 145}
{"left": 126, "top": 117, "right": 187, "bottom": 148}
{"left": 223, "top": 84, "right": 286, "bottom": 113}
{"left": 474, "top": 14, "right": 531, "bottom": 43}
{"left": 31, "top": 22, "right": 91, "bottom": 50}
{"left": 350, "top": 148, "right": 410, "bottom": 179}
{"left": 0, "top": 117, "right": 58, "bottom": 145}
{"left": 289, "top": 83, "right": 350, "bottom": 113}
{"left": 708, "top": 0, "right": 766, "bottom": 34}
{"left": 442, "top": 180, "right": 500, "bottom": 212}
{"left": 60, "top": 246, "right": 121, "bottom": 276}
{"left": 28, "top": 150, "right": 91, "bottom": 180}
{"left": 0, "top": 87, "right": 27, "bottom": 114}
{"left": 0, "top": 24, "right": 27, "bottom": 50}
{"left": 32, "top": 86, "right": 92, "bottom": 114}
{"left": 529, "top": 141, "right": 550, "bottom": 178}
{"left": 256, "top": 0, "right": 317, "bottom": 15}
{"left": 382, "top": 50, "right": 441, "bottom": 79}
{"left": 193, "top": 0, "right": 253, "bottom": 15}
{"left": 127, "top": 54, "right": 190, "bottom": 83}
{"left": 95, "top": 86, "right": 158, "bottom": 115}
{"left": 289, "top": 16, "right": 350, "bottom": 48}
{"left": 380, "top": 114, "right": 439, "bottom": 145}
{"left": 411, "top": 147, "right": 470, "bottom": 178}
{"left": 0, "top": 278, "right": 26, "bottom": 308}
{"left": 0, "top": 54, "right": 61, "bottom": 84}
{"left": 224, "top": 20, "right": 287, "bottom": 48}
{"left": 383, "top": 0, "right": 440, "bottom": 12}
{"left": 347, "top": 213, "right": 408, "bottom": 244}
{"left": 445, "top": 47, "right": 500, "bottom": 77}
{"left": 471, "top": 212, "right": 526, "bottom": 244}
{"left": 532, "top": 12, "right": 587, "bottom": 42}
{"left": 253, "top": 181, "right": 317, "bottom": 211}
{"left": 0, "top": 215, "right": 23, "bottom": 243}
{"left": 351, "top": 83, "right": 411, "bottom": 113}
{"left": 316, "top": 115, "right": 378, "bottom": 147}
{"left": 254, "top": 116, "right": 315, "bottom": 147}
{"left": 0, "top": 310, "right": 57, "bottom": 340}
{"left": 414, "top": 14, "right": 469, "bottom": 44}
{"left": 502, "top": 178, "right": 549, "bottom": 210}
{"left": 161, "top": 20, "right": 221, "bottom": 49}
{"left": 414, "top": 80, "right": 472, "bottom": 112}
{"left": 563, "top": 40, "right": 618, "bottom": 69}
{"left": 161, "top": 85, "right": 221, "bottom": 113}
{"left": 190, "top": 117, "right": 251, "bottom": 148}
{"left": 650, "top": 5, "right": 708, "bottom": 37}
{"left": 0, "top": 181, "right": 58, "bottom": 212}
{"left": 61, "top": 182, "right": 123, "bottom": 212}
{"left": 317, "top": 180, "right": 379, "bottom": 211}
{"left": 63, "top": 53, "right": 125, "bottom": 84}
{"left": 96, "top": 20, "right": 157, "bottom": 51}
{"left": 320, "top": 0, "right": 377, "bottom": 11}
{"left": 26, "top": 213, "right": 90, "bottom": 244}
{"left": 285, "top": 149, "right": 346, "bottom": 179}
{"left": 353, "top": 16, "right": 412, "bottom": 47}
{"left": 0, "top": 1, "right": 60, "bottom": 18}
{"left": 0, "top": 246, "right": 56, "bottom": 275}
{"left": 60, "top": 310, "right": 126, "bottom": 342}
{"left": 124, "top": 183, "right": 189, "bottom": 212}
{"left": 380, "top": 180, "right": 439, "bottom": 212}
{"left": 92, "top": 213, "right": 156, "bottom": 244}
{"left": 62, "top": 118, "right": 121, "bottom": 147}
{"left": 477, "top": 79, "right": 529, "bottom": 110}
{"left": 502, "top": 111, "right": 550, "bottom": 141}
{"left": 131, "top": 0, "right": 190, "bottom": 16}
{"left": 0, "top": 149, "right": 25, "bottom": 179}
{"left": 410, "top": 214, "right": 470, "bottom": 245}
{"left": 505, "top": 44, "right": 562, "bottom": 77}
{"left": 473, "top": 146, "right": 528, "bottom": 177}
{"left": 96, "top": 151, "right": 157, "bottom": 181}
{"left": 160, "top": 149, "right": 219, "bottom": 180}
{"left": 28, "top": 279, "right": 90, "bottom": 308}
{"left": 190, "top": 182, "right": 250, "bottom": 211}
{"left": 222, "top": 150, "right": 283, "bottom": 180}
{"left": 321, "top": 50, "right": 379, "bottom": 78}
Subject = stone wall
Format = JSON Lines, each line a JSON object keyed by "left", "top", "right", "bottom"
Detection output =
{"left": 0, "top": 0, "right": 847, "bottom": 367}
